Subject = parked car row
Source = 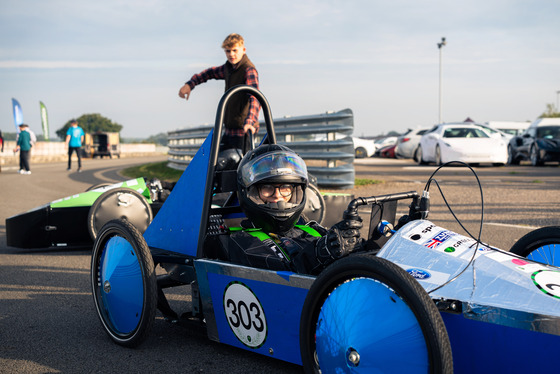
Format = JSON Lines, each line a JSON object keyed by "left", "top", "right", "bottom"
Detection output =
{"left": 353, "top": 118, "right": 559, "bottom": 167}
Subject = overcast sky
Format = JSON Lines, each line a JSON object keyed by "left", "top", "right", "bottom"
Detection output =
{"left": 1, "top": 0, "right": 559, "bottom": 139}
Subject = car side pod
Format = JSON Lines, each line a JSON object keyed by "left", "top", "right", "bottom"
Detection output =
{"left": 299, "top": 254, "right": 453, "bottom": 374}
{"left": 91, "top": 219, "right": 157, "bottom": 347}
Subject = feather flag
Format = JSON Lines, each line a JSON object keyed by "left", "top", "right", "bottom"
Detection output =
{"left": 12, "top": 98, "right": 23, "bottom": 133}
{"left": 39, "top": 101, "right": 50, "bottom": 140}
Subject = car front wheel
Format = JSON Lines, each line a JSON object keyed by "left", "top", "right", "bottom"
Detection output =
{"left": 435, "top": 145, "right": 442, "bottom": 166}
{"left": 530, "top": 144, "right": 543, "bottom": 166}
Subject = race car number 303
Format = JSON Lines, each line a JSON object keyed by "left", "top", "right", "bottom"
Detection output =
{"left": 223, "top": 281, "right": 268, "bottom": 348}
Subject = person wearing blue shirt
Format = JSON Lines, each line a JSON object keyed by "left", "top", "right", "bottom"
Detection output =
{"left": 65, "top": 119, "right": 85, "bottom": 172}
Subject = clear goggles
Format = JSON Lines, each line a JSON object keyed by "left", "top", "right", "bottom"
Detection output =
{"left": 239, "top": 150, "right": 307, "bottom": 186}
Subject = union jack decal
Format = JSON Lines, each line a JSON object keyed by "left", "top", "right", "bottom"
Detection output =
{"left": 424, "top": 231, "right": 452, "bottom": 249}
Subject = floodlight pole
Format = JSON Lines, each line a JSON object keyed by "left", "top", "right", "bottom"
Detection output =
{"left": 438, "top": 37, "right": 447, "bottom": 124}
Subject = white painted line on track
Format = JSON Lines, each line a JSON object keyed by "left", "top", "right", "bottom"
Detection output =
{"left": 485, "top": 222, "right": 540, "bottom": 230}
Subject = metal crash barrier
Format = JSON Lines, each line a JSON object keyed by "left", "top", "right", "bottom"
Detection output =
{"left": 167, "top": 109, "right": 355, "bottom": 189}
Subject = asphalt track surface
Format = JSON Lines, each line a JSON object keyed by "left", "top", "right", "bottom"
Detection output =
{"left": 1, "top": 156, "right": 559, "bottom": 373}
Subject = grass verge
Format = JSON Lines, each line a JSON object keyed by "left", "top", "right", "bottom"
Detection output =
{"left": 121, "top": 161, "right": 183, "bottom": 182}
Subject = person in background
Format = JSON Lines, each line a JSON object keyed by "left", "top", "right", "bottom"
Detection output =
{"left": 0, "top": 130, "right": 3, "bottom": 173}
{"left": 178, "top": 33, "right": 260, "bottom": 151}
{"left": 65, "top": 119, "right": 85, "bottom": 172}
{"left": 13, "top": 124, "right": 32, "bottom": 174}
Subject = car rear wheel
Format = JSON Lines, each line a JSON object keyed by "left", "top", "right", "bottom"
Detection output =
{"left": 87, "top": 187, "right": 153, "bottom": 241}
{"left": 303, "top": 184, "right": 326, "bottom": 225}
{"left": 355, "top": 147, "right": 367, "bottom": 159}
{"left": 300, "top": 254, "right": 453, "bottom": 374}
{"left": 510, "top": 226, "right": 560, "bottom": 267}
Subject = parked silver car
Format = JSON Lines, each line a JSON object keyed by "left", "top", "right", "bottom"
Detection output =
{"left": 395, "top": 128, "right": 430, "bottom": 160}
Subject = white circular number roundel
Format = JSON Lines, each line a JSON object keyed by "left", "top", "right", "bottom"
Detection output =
{"left": 532, "top": 270, "right": 560, "bottom": 299}
{"left": 223, "top": 281, "right": 267, "bottom": 348}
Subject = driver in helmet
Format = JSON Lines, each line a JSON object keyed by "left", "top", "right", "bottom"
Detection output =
{"left": 204, "top": 144, "right": 364, "bottom": 275}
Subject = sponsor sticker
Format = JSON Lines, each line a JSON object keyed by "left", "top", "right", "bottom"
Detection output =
{"left": 223, "top": 281, "right": 268, "bottom": 348}
{"left": 424, "top": 230, "right": 453, "bottom": 249}
{"left": 407, "top": 268, "right": 431, "bottom": 280}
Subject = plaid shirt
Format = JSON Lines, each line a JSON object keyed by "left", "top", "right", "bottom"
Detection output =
{"left": 187, "top": 62, "right": 260, "bottom": 136}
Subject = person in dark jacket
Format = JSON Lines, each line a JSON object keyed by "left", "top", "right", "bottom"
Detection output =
{"left": 13, "top": 124, "right": 32, "bottom": 174}
{"left": 178, "top": 33, "right": 260, "bottom": 151}
{"left": 204, "top": 144, "right": 364, "bottom": 275}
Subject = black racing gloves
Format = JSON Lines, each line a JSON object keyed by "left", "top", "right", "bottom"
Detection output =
{"left": 315, "top": 219, "right": 365, "bottom": 266}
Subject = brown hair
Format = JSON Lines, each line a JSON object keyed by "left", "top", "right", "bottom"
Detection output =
{"left": 222, "top": 33, "right": 244, "bottom": 49}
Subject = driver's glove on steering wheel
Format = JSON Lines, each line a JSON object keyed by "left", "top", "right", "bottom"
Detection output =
{"left": 315, "top": 219, "right": 364, "bottom": 266}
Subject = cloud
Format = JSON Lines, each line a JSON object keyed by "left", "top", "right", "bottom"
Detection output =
{"left": 0, "top": 60, "right": 190, "bottom": 69}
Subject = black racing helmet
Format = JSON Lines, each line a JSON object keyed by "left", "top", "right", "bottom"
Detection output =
{"left": 237, "top": 144, "right": 308, "bottom": 233}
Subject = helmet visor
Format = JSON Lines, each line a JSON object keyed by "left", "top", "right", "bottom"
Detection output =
{"left": 240, "top": 150, "right": 308, "bottom": 187}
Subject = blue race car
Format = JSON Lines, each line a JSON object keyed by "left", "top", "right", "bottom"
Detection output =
{"left": 91, "top": 86, "right": 560, "bottom": 373}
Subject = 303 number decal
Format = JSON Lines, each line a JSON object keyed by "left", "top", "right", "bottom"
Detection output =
{"left": 223, "top": 282, "right": 267, "bottom": 348}
{"left": 226, "top": 299, "right": 265, "bottom": 332}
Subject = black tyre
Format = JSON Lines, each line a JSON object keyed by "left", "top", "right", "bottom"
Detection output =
{"left": 435, "top": 145, "right": 442, "bottom": 166}
{"left": 510, "top": 226, "right": 560, "bottom": 267}
{"left": 507, "top": 145, "right": 519, "bottom": 165}
{"left": 417, "top": 147, "right": 427, "bottom": 165}
{"left": 300, "top": 254, "right": 453, "bottom": 374}
{"left": 85, "top": 182, "right": 113, "bottom": 192}
{"left": 413, "top": 147, "right": 420, "bottom": 163}
{"left": 87, "top": 187, "right": 153, "bottom": 241}
{"left": 303, "top": 184, "right": 326, "bottom": 225}
{"left": 530, "top": 144, "right": 543, "bottom": 166}
{"left": 91, "top": 219, "right": 157, "bottom": 347}
{"left": 355, "top": 147, "right": 367, "bottom": 159}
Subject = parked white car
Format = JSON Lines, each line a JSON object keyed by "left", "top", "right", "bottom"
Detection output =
{"left": 417, "top": 123, "right": 508, "bottom": 166}
{"left": 395, "top": 128, "right": 430, "bottom": 160}
{"left": 352, "top": 137, "right": 376, "bottom": 158}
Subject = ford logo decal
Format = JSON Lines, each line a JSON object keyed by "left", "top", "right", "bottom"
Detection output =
{"left": 407, "top": 268, "right": 431, "bottom": 280}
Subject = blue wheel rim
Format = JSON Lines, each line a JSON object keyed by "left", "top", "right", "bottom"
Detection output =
{"left": 527, "top": 244, "right": 559, "bottom": 267}
{"left": 316, "top": 278, "right": 428, "bottom": 373}
{"left": 99, "top": 236, "right": 144, "bottom": 335}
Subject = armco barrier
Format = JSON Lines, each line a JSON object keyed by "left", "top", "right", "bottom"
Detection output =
{"left": 167, "top": 109, "right": 355, "bottom": 189}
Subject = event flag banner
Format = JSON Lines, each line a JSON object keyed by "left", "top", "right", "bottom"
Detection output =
{"left": 11, "top": 98, "right": 23, "bottom": 133}
{"left": 39, "top": 101, "right": 50, "bottom": 140}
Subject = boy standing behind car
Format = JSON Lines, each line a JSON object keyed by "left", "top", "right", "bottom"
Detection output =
{"left": 178, "top": 33, "right": 260, "bottom": 151}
